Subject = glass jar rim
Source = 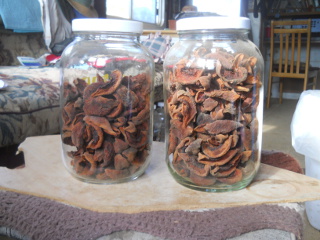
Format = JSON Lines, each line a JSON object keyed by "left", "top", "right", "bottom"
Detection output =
{"left": 176, "top": 16, "right": 250, "bottom": 31}
{"left": 72, "top": 18, "right": 143, "bottom": 34}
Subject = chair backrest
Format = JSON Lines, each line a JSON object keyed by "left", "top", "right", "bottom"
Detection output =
{"left": 269, "top": 19, "right": 312, "bottom": 79}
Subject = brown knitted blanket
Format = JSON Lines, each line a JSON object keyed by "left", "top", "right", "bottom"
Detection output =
{"left": 0, "top": 191, "right": 302, "bottom": 240}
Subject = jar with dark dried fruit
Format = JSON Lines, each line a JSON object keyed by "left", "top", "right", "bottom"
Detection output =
{"left": 60, "top": 19, "right": 154, "bottom": 184}
{"left": 163, "top": 16, "right": 264, "bottom": 192}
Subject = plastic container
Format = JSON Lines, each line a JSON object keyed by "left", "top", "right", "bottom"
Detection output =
{"left": 291, "top": 90, "right": 320, "bottom": 230}
{"left": 163, "top": 16, "right": 264, "bottom": 192}
{"left": 60, "top": 19, "right": 154, "bottom": 184}
{"left": 305, "top": 156, "right": 320, "bottom": 230}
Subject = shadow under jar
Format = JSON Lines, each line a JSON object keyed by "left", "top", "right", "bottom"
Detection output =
{"left": 163, "top": 16, "right": 264, "bottom": 192}
{"left": 60, "top": 19, "right": 154, "bottom": 184}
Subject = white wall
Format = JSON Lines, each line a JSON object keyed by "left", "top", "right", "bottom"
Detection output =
{"left": 192, "top": 0, "right": 241, "bottom": 17}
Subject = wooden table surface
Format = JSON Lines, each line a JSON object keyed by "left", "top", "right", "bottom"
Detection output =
{"left": 1, "top": 135, "right": 320, "bottom": 214}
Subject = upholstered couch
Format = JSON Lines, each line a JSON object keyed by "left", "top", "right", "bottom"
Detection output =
{"left": 0, "top": 67, "right": 61, "bottom": 148}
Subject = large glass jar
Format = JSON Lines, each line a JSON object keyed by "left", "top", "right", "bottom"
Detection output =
{"left": 60, "top": 19, "right": 154, "bottom": 184}
{"left": 163, "top": 16, "right": 264, "bottom": 192}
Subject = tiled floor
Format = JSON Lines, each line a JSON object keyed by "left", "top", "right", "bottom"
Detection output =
{"left": 262, "top": 99, "right": 304, "bottom": 167}
{"left": 263, "top": 98, "right": 320, "bottom": 240}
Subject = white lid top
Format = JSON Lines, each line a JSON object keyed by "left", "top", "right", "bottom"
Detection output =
{"left": 176, "top": 16, "right": 250, "bottom": 31}
{"left": 72, "top": 18, "right": 143, "bottom": 34}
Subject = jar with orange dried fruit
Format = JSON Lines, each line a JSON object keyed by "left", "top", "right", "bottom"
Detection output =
{"left": 163, "top": 16, "right": 264, "bottom": 192}
{"left": 60, "top": 19, "right": 154, "bottom": 184}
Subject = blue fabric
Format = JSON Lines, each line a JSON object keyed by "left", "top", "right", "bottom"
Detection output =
{"left": 142, "top": 36, "right": 167, "bottom": 58}
{"left": 0, "top": 0, "right": 43, "bottom": 32}
{"left": 73, "top": 8, "right": 88, "bottom": 19}
{"left": 141, "top": 34, "right": 172, "bottom": 63}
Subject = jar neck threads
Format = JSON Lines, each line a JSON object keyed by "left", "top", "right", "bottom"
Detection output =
{"left": 178, "top": 30, "right": 249, "bottom": 41}
{"left": 74, "top": 32, "right": 140, "bottom": 41}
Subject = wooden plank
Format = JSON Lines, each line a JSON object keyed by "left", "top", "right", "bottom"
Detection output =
{"left": 290, "top": 33, "right": 295, "bottom": 74}
{"left": 142, "top": 30, "right": 178, "bottom": 37}
{"left": 1, "top": 135, "right": 320, "bottom": 214}
{"left": 285, "top": 33, "right": 289, "bottom": 73}
{"left": 271, "top": 72, "right": 306, "bottom": 78}
{"left": 297, "top": 33, "right": 301, "bottom": 73}
{"left": 279, "top": 33, "right": 283, "bottom": 71}
{"left": 274, "top": 28, "right": 308, "bottom": 34}
{"left": 272, "top": 19, "right": 311, "bottom": 26}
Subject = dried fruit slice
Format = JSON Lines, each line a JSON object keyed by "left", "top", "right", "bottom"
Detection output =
{"left": 189, "top": 172, "right": 216, "bottom": 186}
{"left": 218, "top": 168, "right": 243, "bottom": 184}
{"left": 91, "top": 70, "right": 123, "bottom": 97}
{"left": 205, "top": 89, "right": 240, "bottom": 102}
{"left": 202, "top": 135, "right": 233, "bottom": 158}
{"left": 203, "top": 120, "right": 243, "bottom": 135}
{"left": 198, "top": 148, "right": 240, "bottom": 167}
{"left": 84, "top": 115, "right": 118, "bottom": 136}
{"left": 179, "top": 152, "right": 210, "bottom": 177}
{"left": 174, "top": 59, "right": 204, "bottom": 84}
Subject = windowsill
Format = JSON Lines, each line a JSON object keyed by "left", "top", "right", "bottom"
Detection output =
{"left": 142, "top": 30, "right": 178, "bottom": 37}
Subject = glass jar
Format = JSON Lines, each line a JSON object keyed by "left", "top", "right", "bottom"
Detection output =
{"left": 60, "top": 19, "right": 154, "bottom": 184}
{"left": 163, "top": 16, "right": 264, "bottom": 192}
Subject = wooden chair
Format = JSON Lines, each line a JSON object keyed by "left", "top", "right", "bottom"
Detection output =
{"left": 266, "top": 19, "right": 318, "bottom": 108}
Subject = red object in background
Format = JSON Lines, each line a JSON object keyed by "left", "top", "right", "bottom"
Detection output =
{"left": 87, "top": 57, "right": 147, "bottom": 68}
{"left": 168, "top": 20, "right": 176, "bottom": 30}
{"left": 265, "top": 25, "right": 271, "bottom": 38}
{"left": 46, "top": 54, "right": 60, "bottom": 63}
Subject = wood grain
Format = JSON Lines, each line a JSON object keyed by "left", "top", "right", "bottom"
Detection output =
{"left": 1, "top": 135, "right": 320, "bottom": 214}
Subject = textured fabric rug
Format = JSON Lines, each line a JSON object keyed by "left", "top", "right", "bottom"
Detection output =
{"left": 261, "top": 150, "right": 303, "bottom": 174}
{"left": 0, "top": 190, "right": 303, "bottom": 240}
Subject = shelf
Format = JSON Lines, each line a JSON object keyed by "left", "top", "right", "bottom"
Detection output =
{"left": 264, "top": 37, "right": 320, "bottom": 44}
{"left": 143, "top": 30, "right": 178, "bottom": 37}
{"left": 267, "top": 10, "right": 320, "bottom": 19}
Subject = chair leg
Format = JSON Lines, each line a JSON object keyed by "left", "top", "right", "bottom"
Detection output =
{"left": 313, "top": 76, "right": 317, "bottom": 90}
{"left": 279, "top": 78, "right": 283, "bottom": 104}
{"left": 266, "top": 76, "right": 273, "bottom": 109}
{"left": 303, "top": 77, "right": 308, "bottom": 91}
